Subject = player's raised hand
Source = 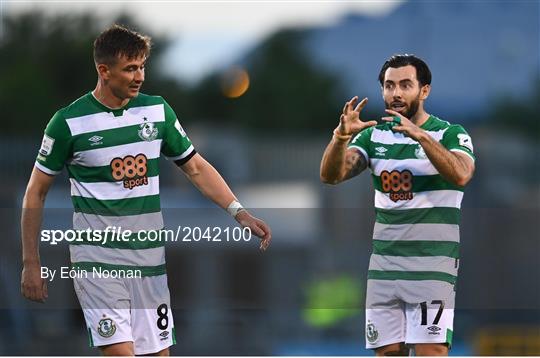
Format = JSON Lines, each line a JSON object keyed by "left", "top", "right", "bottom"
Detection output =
{"left": 335, "top": 96, "right": 377, "bottom": 136}
{"left": 21, "top": 263, "right": 48, "bottom": 303}
{"left": 235, "top": 211, "right": 272, "bottom": 251}
{"left": 382, "top": 109, "right": 423, "bottom": 141}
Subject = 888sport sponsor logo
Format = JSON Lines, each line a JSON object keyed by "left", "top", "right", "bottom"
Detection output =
{"left": 380, "top": 169, "right": 414, "bottom": 202}
{"left": 110, "top": 154, "right": 149, "bottom": 190}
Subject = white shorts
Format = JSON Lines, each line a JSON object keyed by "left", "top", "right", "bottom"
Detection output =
{"left": 365, "top": 279, "right": 455, "bottom": 350}
{"left": 73, "top": 274, "right": 175, "bottom": 355}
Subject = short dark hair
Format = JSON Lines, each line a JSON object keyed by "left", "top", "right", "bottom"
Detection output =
{"left": 93, "top": 24, "right": 151, "bottom": 65}
{"left": 378, "top": 54, "right": 431, "bottom": 87}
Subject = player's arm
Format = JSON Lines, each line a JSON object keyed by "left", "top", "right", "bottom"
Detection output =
{"left": 416, "top": 133, "right": 475, "bottom": 186}
{"left": 179, "top": 153, "right": 271, "bottom": 250}
{"left": 384, "top": 109, "right": 475, "bottom": 186}
{"left": 21, "top": 167, "right": 55, "bottom": 302}
{"left": 320, "top": 96, "right": 377, "bottom": 184}
{"left": 320, "top": 139, "right": 368, "bottom": 184}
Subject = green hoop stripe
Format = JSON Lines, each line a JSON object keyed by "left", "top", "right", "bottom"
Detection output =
{"left": 375, "top": 207, "right": 460, "bottom": 225}
{"left": 368, "top": 270, "right": 457, "bottom": 285}
{"left": 72, "top": 195, "right": 161, "bottom": 216}
{"left": 373, "top": 240, "right": 459, "bottom": 259}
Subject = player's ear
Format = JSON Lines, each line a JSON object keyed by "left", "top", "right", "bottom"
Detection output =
{"left": 96, "top": 63, "right": 111, "bottom": 80}
{"left": 420, "top": 84, "right": 431, "bottom": 100}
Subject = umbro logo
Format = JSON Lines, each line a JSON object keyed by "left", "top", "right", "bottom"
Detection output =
{"left": 159, "top": 330, "right": 169, "bottom": 341}
{"left": 375, "top": 147, "right": 387, "bottom": 156}
{"left": 88, "top": 135, "right": 103, "bottom": 146}
{"left": 427, "top": 325, "right": 441, "bottom": 335}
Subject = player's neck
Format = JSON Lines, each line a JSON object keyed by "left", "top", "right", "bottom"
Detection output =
{"left": 92, "top": 84, "right": 130, "bottom": 109}
{"left": 410, "top": 109, "right": 430, "bottom": 127}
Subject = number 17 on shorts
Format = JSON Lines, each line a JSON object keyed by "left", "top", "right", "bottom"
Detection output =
{"left": 365, "top": 301, "right": 453, "bottom": 349}
{"left": 406, "top": 300, "right": 454, "bottom": 347}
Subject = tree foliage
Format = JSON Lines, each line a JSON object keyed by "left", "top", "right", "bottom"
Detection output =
{"left": 1, "top": 12, "right": 97, "bottom": 135}
{"left": 3, "top": 11, "right": 533, "bottom": 138}
{"left": 0, "top": 11, "right": 189, "bottom": 137}
{"left": 190, "top": 29, "right": 347, "bottom": 133}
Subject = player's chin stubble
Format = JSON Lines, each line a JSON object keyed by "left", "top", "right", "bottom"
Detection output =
{"left": 384, "top": 98, "right": 420, "bottom": 119}
{"left": 405, "top": 99, "right": 420, "bottom": 119}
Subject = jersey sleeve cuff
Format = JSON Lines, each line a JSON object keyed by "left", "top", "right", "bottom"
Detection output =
{"left": 169, "top": 146, "right": 196, "bottom": 166}
{"left": 450, "top": 148, "right": 475, "bottom": 162}
{"left": 164, "top": 144, "right": 195, "bottom": 161}
{"left": 348, "top": 145, "right": 369, "bottom": 162}
{"left": 35, "top": 161, "right": 62, "bottom": 175}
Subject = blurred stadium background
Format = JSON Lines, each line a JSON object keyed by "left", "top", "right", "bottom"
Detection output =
{"left": 0, "top": 0, "right": 539, "bottom": 355}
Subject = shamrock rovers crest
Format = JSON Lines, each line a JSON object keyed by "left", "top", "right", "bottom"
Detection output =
{"left": 98, "top": 317, "right": 117, "bottom": 338}
{"left": 366, "top": 321, "right": 379, "bottom": 343}
{"left": 138, "top": 117, "right": 158, "bottom": 141}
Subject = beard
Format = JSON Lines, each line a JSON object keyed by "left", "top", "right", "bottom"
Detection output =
{"left": 385, "top": 95, "right": 421, "bottom": 119}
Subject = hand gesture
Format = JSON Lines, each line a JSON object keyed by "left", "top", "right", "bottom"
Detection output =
{"left": 235, "top": 211, "right": 272, "bottom": 251}
{"left": 382, "top": 109, "right": 423, "bottom": 141}
{"left": 336, "top": 96, "right": 377, "bottom": 136}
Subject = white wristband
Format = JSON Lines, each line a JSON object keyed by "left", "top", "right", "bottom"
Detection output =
{"left": 226, "top": 200, "right": 245, "bottom": 217}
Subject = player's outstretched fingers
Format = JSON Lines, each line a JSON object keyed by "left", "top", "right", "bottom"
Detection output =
{"left": 349, "top": 96, "right": 358, "bottom": 109}
{"left": 354, "top": 97, "right": 368, "bottom": 112}
{"left": 339, "top": 114, "right": 352, "bottom": 130}
{"left": 364, "top": 120, "right": 378, "bottom": 128}
{"left": 384, "top": 109, "right": 407, "bottom": 122}
{"left": 342, "top": 100, "right": 349, "bottom": 114}
{"left": 343, "top": 96, "right": 358, "bottom": 114}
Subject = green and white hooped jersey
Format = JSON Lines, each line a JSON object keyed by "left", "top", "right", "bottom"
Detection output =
{"left": 348, "top": 115, "right": 475, "bottom": 286}
{"left": 36, "top": 92, "right": 196, "bottom": 276}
